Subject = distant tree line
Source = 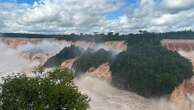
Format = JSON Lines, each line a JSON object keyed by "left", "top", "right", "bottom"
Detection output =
{"left": 1, "top": 30, "right": 194, "bottom": 42}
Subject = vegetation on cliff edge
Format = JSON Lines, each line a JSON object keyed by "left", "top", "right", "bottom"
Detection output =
{"left": 44, "top": 45, "right": 82, "bottom": 68}
{"left": 110, "top": 38, "right": 193, "bottom": 97}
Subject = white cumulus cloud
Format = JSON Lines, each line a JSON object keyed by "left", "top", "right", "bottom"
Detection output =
{"left": 0, "top": 0, "right": 194, "bottom": 34}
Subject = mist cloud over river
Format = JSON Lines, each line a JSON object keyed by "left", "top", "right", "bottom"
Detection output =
{"left": 0, "top": 38, "right": 192, "bottom": 110}
{"left": 0, "top": 42, "right": 30, "bottom": 74}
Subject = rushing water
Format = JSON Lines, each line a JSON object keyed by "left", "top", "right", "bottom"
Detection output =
{"left": 0, "top": 38, "right": 186, "bottom": 110}
{"left": 0, "top": 43, "right": 31, "bottom": 74}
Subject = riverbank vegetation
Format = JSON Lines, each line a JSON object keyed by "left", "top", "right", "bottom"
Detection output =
{"left": 0, "top": 69, "right": 90, "bottom": 110}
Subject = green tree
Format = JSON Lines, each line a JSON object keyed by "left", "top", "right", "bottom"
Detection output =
{"left": 110, "top": 39, "right": 193, "bottom": 97}
{"left": 0, "top": 69, "right": 90, "bottom": 110}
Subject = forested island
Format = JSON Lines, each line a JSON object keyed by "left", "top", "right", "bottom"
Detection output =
{"left": 111, "top": 38, "right": 193, "bottom": 97}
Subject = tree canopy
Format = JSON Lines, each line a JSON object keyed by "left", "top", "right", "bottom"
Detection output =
{"left": 0, "top": 69, "right": 90, "bottom": 110}
{"left": 110, "top": 39, "right": 193, "bottom": 97}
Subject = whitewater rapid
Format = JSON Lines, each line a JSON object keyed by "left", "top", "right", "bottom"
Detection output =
{"left": 74, "top": 75, "right": 149, "bottom": 110}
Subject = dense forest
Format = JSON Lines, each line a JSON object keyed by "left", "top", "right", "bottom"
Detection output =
{"left": 110, "top": 38, "right": 193, "bottom": 97}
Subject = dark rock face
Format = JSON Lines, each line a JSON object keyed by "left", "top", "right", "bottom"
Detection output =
{"left": 44, "top": 45, "right": 82, "bottom": 68}
{"left": 72, "top": 49, "right": 112, "bottom": 75}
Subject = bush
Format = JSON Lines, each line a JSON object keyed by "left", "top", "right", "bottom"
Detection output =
{"left": 0, "top": 69, "right": 90, "bottom": 110}
{"left": 110, "top": 39, "right": 193, "bottom": 97}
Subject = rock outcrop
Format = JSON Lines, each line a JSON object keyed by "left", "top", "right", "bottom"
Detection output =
{"left": 170, "top": 80, "right": 194, "bottom": 110}
{"left": 86, "top": 63, "right": 111, "bottom": 80}
{"left": 60, "top": 58, "right": 76, "bottom": 69}
{"left": 104, "top": 41, "right": 127, "bottom": 52}
{"left": 178, "top": 51, "right": 194, "bottom": 68}
{"left": 162, "top": 39, "right": 194, "bottom": 52}
{"left": 163, "top": 39, "right": 194, "bottom": 110}
{"left": 71, "top": 40, "right": 127, "bottom": 53}
{"left": 0, "top": 38, "right": 41, "bottom": 48}
{"left": 162, "top": 39, "right": 194, "bottom": 69}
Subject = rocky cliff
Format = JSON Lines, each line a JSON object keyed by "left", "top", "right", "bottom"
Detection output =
{"left": 60, "top": 58, "right": 77, "bottom": 69}
{"left": 85, "top": 63, "right": 111, "bottom": 80}
{"left": 170, "top": 79, "right": 194, "bottom": 110}
{"left": 162, "top": 39, "right": 194, "bottom": 68}
{"left": 162, "top": 39, "right": 194, "bottom": 52}
{"left": 162, "top": 39, "right": 194, "bottom": 110}
{"left": 0, "top": 38, "right": 127, "bottom": 63}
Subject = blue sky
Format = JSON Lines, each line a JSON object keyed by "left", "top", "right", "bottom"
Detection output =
{"left": 106, "top": 0, "right": 137, "bottom": 20}
{"left": 16, "top": 0, "right": 36, "bottom": 4}
{"left": 0, "top": 0, "right": 137, "bottom": 20}
{"left": 7, "top": 0, "right": 137, "bottom": 5}
{"left": 0, "top": 0, "right": 36, "bottom": 4}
